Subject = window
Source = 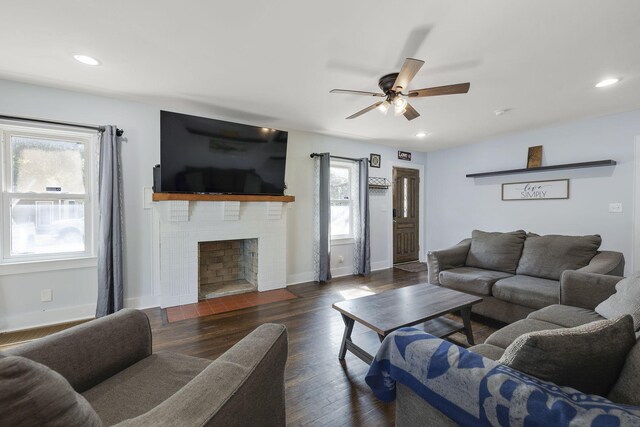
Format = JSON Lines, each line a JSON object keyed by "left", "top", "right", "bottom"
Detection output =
{"left": 1, "top": 123, "right": 97, "bottom": 264}
{"left": 330, "top": 162, "right": 354, "bottom": 240}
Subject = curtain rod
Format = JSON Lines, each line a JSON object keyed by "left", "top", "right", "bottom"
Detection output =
{"left": 0, "top": 114, "right": 124, "bottom": 137}
{"left": 309, "top": 153, "right": 370, "bottom": 164}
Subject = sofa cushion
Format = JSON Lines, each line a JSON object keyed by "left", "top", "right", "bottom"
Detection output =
{"left": 485, "top": 318, "right": 562, "bottom": 349}
{"left": 468, "top": 343, "right": 505, "bottom": 361}
{"left": 527, "top": 304, "right": 605, "bottom": 328}
{"left": 439, "top": 267, "right": 512, "bottom": 296}
{"left": 516, "top": 234, "right": 601, "bottom": 280}
{"left": 82, "top": 351, "right": 211, "bottom": 425}
{"left": 608, "top": 338, "right": 640, "bottom": 405}
{"left": 492, "top": 275, "right": 559, "bottom": 310}
{"left": 498, "top": 316, "right": 636, "bottom": 396}
{"left": 0, "top": 355, "right": 102, "bottom": 427}
{"left": 465, "top": 230, "right": 526, "bottom": 274}
{"left": 596, "top": 272, "right": 640, "bottom": 330}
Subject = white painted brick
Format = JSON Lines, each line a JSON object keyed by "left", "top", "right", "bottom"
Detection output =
{"left": 156, "top": 201, "right": 287, "bottom": 307}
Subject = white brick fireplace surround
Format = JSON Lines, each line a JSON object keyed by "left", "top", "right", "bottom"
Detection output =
{"left": 154, "top": 200, "right": 288, "bottom": 308}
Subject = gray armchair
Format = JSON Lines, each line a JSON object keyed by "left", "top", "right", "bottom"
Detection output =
{"left": 5, "top": 309, "right": 288, "bottom": 426}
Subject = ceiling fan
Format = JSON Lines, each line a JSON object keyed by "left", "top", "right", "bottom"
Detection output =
{"left": 330, "top": 58, "right": 470, "bottom": 121}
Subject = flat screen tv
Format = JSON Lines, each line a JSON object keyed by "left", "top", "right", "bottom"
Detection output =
{"left": 160, "top": 111, "right": 288, "bottom": 195}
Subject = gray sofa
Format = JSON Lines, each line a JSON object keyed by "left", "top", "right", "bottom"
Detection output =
{"left": 1, "top": 309, "right": 288, "bottom": 426}
{"left": 427, "top": 230, "right": 624, "bottom": 323}
{"left": 395, "top": 270, "right": 639, "bottom": 426}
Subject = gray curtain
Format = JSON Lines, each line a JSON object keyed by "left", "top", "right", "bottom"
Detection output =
{"left": 355, "top": 158, "right": 371, "bottom": 275}
{"left": 96, "top": 125, "right": 124, "bottom": 317}
{"left": 314, "top": 153, "right": 331, "bottom": 282}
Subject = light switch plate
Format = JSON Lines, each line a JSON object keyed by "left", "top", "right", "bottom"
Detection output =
{"left": 609, "top": 203, "right": 623, "bottom": 213}
{"left": 41, "top": 289, "right": 52, "bottom": 302}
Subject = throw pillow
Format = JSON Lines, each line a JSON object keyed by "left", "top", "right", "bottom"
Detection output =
{"left": 596, "top": 272, "right": 640, "bottom": 330}
{"left": 498, "top": 315, "right": 635, "bottom": 396}
{"left": 608, "top": 337, "right": 640, "bottom": 405}
{"left": 516, "top": 233, "right": 601, "bottom": 280}
{"left": 465, "top": 229, "right": 526, "bottom": 274}
{"left": 0, "top": 355, "right": 102, "bottom": 426}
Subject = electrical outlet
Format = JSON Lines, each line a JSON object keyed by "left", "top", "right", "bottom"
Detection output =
{"left": 609, "top": 203, "right": 623, "bottom": 213}
{"left": 41, "top": 289, "right": 53, "bottom": 302}
{"left": 338, "top": 255, "right": 344, "bottom": 264}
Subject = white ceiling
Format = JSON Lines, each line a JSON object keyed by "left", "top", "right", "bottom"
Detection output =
{"left": 1, "top": 0, "right": 639, "bottom": 151}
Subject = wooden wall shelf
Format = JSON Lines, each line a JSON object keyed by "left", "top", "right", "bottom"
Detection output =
{"left": 152, "top": 193, "right": 295, "bottom": 203}
{"left": 466, "top": 160, "right": 616, "bottom": 178}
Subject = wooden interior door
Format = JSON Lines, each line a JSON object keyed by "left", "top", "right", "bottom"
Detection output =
{"left": 393, "top": 167, "right": 420, "bottom": 264}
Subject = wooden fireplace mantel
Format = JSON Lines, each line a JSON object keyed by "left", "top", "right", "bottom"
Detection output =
{"left": 152, "top": 193, "right": 295, "bottom": 203}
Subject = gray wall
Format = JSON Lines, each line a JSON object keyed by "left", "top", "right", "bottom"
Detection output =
{"left": 0, "top": 78, "right": 427, "bottom": 331}
{"left": 426, "top": 110, "right": 640, "bottom": 274}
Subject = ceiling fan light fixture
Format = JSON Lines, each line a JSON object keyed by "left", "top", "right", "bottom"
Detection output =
{"left": 595, "top": 78, "right": 620, "bottom": 88}
{"left": 377, "top": 101, "right": 390, "bottom": 115}
{"left": 393, "top": 97, "right": 407, "bottom": 115}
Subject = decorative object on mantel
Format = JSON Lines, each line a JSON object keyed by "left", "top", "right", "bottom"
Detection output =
{"left": 370, "top": 153, "right": 381, "bottom": 168}
{"left": 368, "top": 177, "right": 391, "bottom": 191}
{"left": 466, "top": 159, "right": 616, "bottom": 178}
{"left": 527, "top": 145, "right": 543, "bottom": 168}
{"left": 398, "top": 150, "right": 412, "bottom": 161}
{"left": 502, "top": 179, "right": 569, "bottom": 201}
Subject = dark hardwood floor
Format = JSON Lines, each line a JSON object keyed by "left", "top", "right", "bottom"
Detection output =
{"left": 145, "top": 268, "right": 500, "bottom": 426}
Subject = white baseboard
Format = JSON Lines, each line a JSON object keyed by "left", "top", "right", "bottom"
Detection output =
{"left": 287, "top": 271, "right": 315, "bottom": 286}
{"left": 0, "top": 303, "right": 96, "bottom": 333}
{"left": 371, "top": 260, "right": 390, "bottom": 271}
{"left": 1, "top": 295, "right": 161, "bottom": 333}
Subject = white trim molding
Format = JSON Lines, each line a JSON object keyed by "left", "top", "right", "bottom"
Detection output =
{"left": 633, "top": 135, "right": 640, "bottom": 273}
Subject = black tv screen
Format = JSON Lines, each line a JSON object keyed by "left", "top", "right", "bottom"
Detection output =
{"left": 160, "top": 111, "right": 288, "bottom": 195}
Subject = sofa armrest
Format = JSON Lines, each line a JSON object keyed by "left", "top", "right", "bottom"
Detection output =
{"left": 114, "top": 323, "right": 288, "bottom": 427}
{"left": 560, "top": 271, "right": 624, "bottom": 310}
{"left": 426, "top": 238, "right": 471, "bottom": 284}
{"left": 7, "top": 308, "right": 152, "bottom": 393}
{"left": 577, "top": 250, "right": 625, "bottom": 276}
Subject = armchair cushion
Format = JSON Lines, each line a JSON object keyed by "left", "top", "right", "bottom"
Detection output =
{"left": 516, "top": 234, "right": 601, "bottom": 280}
{"left": 498, "top": 316, "right": 636, "bottom": 396}
{"left": 366, "top": 328, "right": 640, "bottom": 426}
{"left": 82, "top": 352, "right": 211, "bottom": 425}
{"left": 596, "top": 272, "right": 640, "bottom": 330}
{"left": 465, "top": 229, "right": 526, "bottom": 274}
{"left": 0, "top": 354, "right": 102, "bottom": 427}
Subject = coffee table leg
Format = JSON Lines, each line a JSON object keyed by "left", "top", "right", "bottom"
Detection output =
{"left": 338, "top": 314, "right": 355, "bottom": 360}
{"left": 460, "top": 307, "right": 475, "bottom": 345}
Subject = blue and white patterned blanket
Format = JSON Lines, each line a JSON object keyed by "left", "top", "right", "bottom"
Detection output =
{"left": 365, "top": 328, "right": 640, "bottom": 426}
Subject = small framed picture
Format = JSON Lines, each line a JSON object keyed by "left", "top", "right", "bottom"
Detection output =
{"left": 369, "top": 153, "right": 381, "bottom": 168}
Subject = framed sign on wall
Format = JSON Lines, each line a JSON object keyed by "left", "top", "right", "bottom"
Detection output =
{"left": 502, "top": 179, "right": 569, "bottom": 201}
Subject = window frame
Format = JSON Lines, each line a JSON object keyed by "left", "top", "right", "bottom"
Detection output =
{"left": 0, "top": 122, "right": 98, "bottom": 267}
{"left": 329, "top": 161, "right": 355, "bottom": 242}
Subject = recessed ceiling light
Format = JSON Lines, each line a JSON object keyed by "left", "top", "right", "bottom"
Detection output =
{"left": 73, "top": 54, "right": 100, "bottom": 66}
{"left": 494, "top": 108, "right": 512, "bottom": 116}
{"left": 416, "top": 132, "right": 429, "bottom": 138}
{"left": 595, "top": 78, "right": 620, "bottom": 88}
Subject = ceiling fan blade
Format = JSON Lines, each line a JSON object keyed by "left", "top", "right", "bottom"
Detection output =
{"left": 408, "top": 82, "right": 470, "bottom": 97}
{"left": 346, "top": 102, "right": 383, "bottom": 119}
{"left": 403, "top": 103, "right": 420, "bottom": 121}
{"left": 393, "top": 58, "right": 425, "bottom": 92}
{"left": 330, "top": 89, "right": 385, "bottom": 97}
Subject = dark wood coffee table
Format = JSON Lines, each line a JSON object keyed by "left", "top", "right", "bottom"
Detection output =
{"left": 332, "top": 283, "right": 482, "bottom": 364}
